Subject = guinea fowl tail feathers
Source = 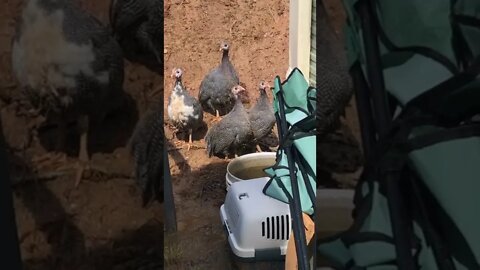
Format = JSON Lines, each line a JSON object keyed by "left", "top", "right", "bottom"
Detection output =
{"left": 130, "top": 108, "right": 164, "bottom": 207}
{"left": 205, "top": 130, "right": 214, "bottom": 157}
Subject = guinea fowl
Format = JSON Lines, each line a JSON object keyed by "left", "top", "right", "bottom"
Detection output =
{"left": 316, "top": 0, "right": 354, "bottom": 137}
{"left": 167, "top": 68, "right": 203, "bottom": 151}
{"left": 130, "top": 103, "right": 164, "bottom": 206}
{"left": 317, "top": 0, "right": 363, "bottom": 186}
{"left": 11, "top": 0, "right": 125, "bottom": 187}
{"left": 248, "top": 81, "right": 276, "bottom": 152}
{"left": 109, "top": 0, "right": 163, "bottom": 72}
{"left": 205, "top": 85, "right": 254, "bottom": 159}
{"left": 199, "top": 41, "right": 239, "bottom": 123}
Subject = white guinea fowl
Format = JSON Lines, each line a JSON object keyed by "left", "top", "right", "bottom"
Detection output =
{"left": 11, "top": 0, "right": 125, "bottom": 187}
{"left": 167, "top": 68, "right": 203, "bottom": 151}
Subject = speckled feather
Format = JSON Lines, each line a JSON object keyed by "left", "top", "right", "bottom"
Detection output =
{"left": 199, "top": 49, "right": 239, "bottom": 116}
{"left": 12, "top": 0, "right": 124, "bottom": 120}
{"left": 316, "top": 0, "right": 353, "bottom": 136}
{"left": 167, "top": 78, "right": 203, "bottom": 132}
{"left": 130, "top": 104, "right": 164, "bottom": 206}
{"left": 248, "top": 87, "right": 276, "bottom": 142}
{"left": 109, "top": 0, "right": 163, "bottom": 73}
{"left": 205, "top": 97, "right": 254, "bottom": 158}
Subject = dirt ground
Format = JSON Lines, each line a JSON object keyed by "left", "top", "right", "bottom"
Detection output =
{"left": 163, "top": 0, "right": 359, "bottom": 269}
{"left": 0, "top": 1, "right": 163, "bottom": 269}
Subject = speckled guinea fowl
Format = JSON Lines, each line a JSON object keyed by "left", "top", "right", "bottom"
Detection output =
{"left": 109, "top": 0, "right": 163, "bottom": 72}
{"left": 248, "top": 81, "right": 276, "bottom": 152}
{"left": 130, "top": 102, "right": 164, "bottom": 206}
{"left": 316, "top": 0, "right": 354, "bottom": 136}
{"left": 205, "top": 85, "right": 254, "bottom": 158}
{"left": 11, "top": 0, "right": 125, "bottom": 187}
{"left": 199, "top": 41, "right": 239, "bottom": 122}
{"left": 167, "top": 68, "right": 203, "bottom": 151}
{"left": 316, "top": 0, "right": 363, "bottom": 186}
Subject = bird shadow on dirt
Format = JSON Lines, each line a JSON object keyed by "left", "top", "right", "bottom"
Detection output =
{"left": 10, "top": 155, "right": 163, "bottom": 270}
{"left": 174, "top": 161, "right": 229, "bottom": 207}
{"left": 36, "top": 93, "right": 139, "bottom": 158}
{"left": 166, "top": 139, "right": 192, "bottom": 176}
{"left": 12, "top": 160, "right": 88, "bottom": 269}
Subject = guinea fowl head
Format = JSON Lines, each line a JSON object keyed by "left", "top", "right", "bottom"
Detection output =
{"left": 170, "top": 67, "right": 183, "bottom": 81}
{"left": 231, "top": 85, "right": 246, "bottom": 99}
{"left": 219, "top": 41, "right": 230, "bottom": 52}
{"left": 259, "top": 81, "right": 271, "bottom": 91}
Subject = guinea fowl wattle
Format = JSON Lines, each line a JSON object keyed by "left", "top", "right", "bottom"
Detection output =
{"left": 205, "top": 85, "right": 254, "bottom": 159}
{"left": 199, "top": 41, "right": 240, "bottom": 123}
{"left": 167, "top": 68, "right": 203, "bottom": 151}
{"left": 130, "top": 103, "right": 164, "bottom": 206}
{"left": 248, "top": 81, "right": 276, "bottom": 152}
{"left": 109, "top": 0, "right": 163, "bottom": 73}
{"left": 12, "top": 0, "right": 125, "bottom": 187}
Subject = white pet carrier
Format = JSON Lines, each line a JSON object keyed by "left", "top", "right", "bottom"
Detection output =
{"left": 220, "top": 178, "right": 292, "bottom": 261}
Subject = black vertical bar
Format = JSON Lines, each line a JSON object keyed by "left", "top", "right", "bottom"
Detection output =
{"left": 164, "top": 137, "right": 177, "bottom": 233}
{"left": 0, "top": 120, "right": 23, "bottom": 270}
{"left": 351, "top": 63, "right": 377, "bottom": 160}
{"left": 358, "top": 1, "right": 415, "bottom": 269}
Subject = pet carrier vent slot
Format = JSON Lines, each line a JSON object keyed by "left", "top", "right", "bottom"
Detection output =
{"left": 262, "top": 215, "right": 290, "bottom": 240}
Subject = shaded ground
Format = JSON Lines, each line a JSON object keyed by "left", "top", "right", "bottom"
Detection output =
{"left": 164, "top": 0, "right": 361, "bottom": 269}
{"left": 0, "top": 0, "right": 163, "bottom": 269}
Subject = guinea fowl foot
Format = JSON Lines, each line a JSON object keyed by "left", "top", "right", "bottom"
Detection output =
{"left": 186, "top": 132, "right": 204, "bottom": 151}
{"left": 74, "top": 159, "right": 89, "bottom": 188}
{"left": 31, "top": 152, "right": 68, "bottom": 171}
{"left": 211, "top": 110, "right": 222, "bottom": 123}
{"left": 173, "top": 140, "right": 184, "bottom": 149}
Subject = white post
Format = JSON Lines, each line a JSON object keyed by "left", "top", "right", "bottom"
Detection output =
{"left": 288, "top": 0, "right": 312, "bottom": 80}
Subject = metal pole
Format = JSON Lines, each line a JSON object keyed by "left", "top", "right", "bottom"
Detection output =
{"left": 0, "top": 120, "right": 23, "bottom": 270}
{"left": 164, "top": 138, "right": 177, "bottom": 233}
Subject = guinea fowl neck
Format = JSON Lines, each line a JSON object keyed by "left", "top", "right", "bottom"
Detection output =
{"left": 174, "top": 78, "right": 184, "bottom": 92}
{"left": 259, "top": 88, "right": 267, "bottom": 98}
{"left": 233, "top": 95, "right": 244, "bottom": 110}
{"left": 258, "top": 88, "right": 269, "bottom": 104}
{"left": 221, "top": 50, "right": 230, "bottom": 67}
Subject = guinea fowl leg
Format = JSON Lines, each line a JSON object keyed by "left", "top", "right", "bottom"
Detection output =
{"left": 187, "top": 130, "right": 193, "bottom": 151}
{"left": 185, "top": 129, "right": 203, "bottom": 151}
{"left": 211, "top": 110, "right": 222, "bottom": 123}
{"left": 256, "top": 145, "right": 263, "bottom": 152}
{"left": 74, "top": 115, "right": 90, "bottom": 187}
